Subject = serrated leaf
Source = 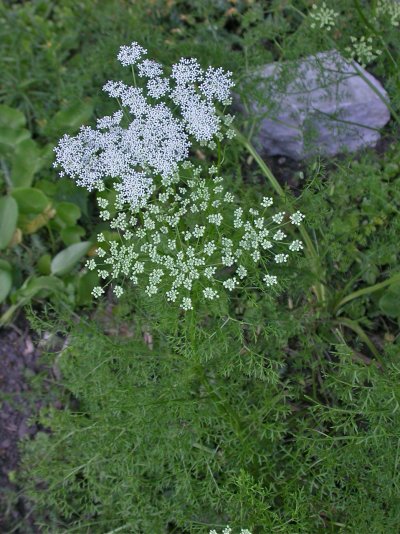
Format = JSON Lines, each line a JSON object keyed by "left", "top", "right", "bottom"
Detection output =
{"left": 0, "top": 196, "right": 18, "bottom": 249}
{"left": 51, "top": 241, "right": 92, "bottom": 277}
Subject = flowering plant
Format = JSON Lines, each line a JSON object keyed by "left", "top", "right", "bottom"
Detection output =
{"left": 54, "top": 42, "right": 304, "bottom": 310}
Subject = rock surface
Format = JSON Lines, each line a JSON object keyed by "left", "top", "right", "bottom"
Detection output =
{"left": 247, "top": 50, "right": 391, "bottom": 160}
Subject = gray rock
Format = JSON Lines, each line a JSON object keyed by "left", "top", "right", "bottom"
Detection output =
{"left": 246, "top": 50, "right": 391, "bottom": 160}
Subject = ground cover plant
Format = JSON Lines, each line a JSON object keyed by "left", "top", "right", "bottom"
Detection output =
{"left": 0, "top": 0, "right": 400, "bottom": 532}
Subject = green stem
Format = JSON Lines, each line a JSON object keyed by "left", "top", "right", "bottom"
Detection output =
{"left": 334, "top": 272, "right": 400, "bottom": 313}
{"left": 195, "top": 364, "right": 243, "bottom": 438}
{"left": 234, "top": 128, "right": 326, "bottom": 303}
{"left": 334, "top": 317, "right": 383, "bottom": 365}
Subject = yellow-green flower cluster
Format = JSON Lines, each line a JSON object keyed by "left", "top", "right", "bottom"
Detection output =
{"left": 345, "top": 36, "right": 382, "bottom": 68}
{"left": 376, "top": 0, "right": 400, "bottom": 27}
{"left": 309, "top": 2, "right": 339, "bottom": 31}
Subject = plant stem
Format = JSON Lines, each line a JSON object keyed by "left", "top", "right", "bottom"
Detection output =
{"left": 334, "top": 272, "right": 400, "bottom": 313}
{"left": 234, "top": 127, "right": 326, "bottom": 303}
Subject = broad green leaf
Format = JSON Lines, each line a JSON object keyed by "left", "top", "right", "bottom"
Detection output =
{"left": 0, "top": 259, "right": 12, "bottom": 302}
{"left": 35, "top": 179, "right": 57, "bottom": 197}
{"left": 1, "top": 275, "right": 64, "bottom": 325}
{"left": 45, "top": 101, "right": 93, "bottom": 135}
{"left": 51, "top": 241, "right": 92, "bottom": 277}
{"left": 60, "top": 225, "right": 85, "bottom": 246}
{"left": 0, "top": 196, "right": 18, "bottom": 249}
{"left": 12, "top": 187, "right": 50, "bottom": 214}
{"left": 37, "top": 253, "right": 52, "bottom": 275}
{"left": 10, "top": 139, "right": 41, "bottom": 188}
{"left": 76, "top": 270, "right": 99, "bottom": 306}
{"left": 379, "top": 284, "right": 400, "bottom": 318}
{"left": 54, "top": 178, "right": 89, "bottom": 216}
{"left": 0, "top": 127, "right": 31, "bottom": 150}
{"left": 12, "top": 275, "right": 64, "bottom": 301}
{"left": 19, "top": 207, "right": 55, "bottom": 234}
{"left": 55, "top": 201, "right": 81, "bottom": 227}
{"left": 0, "top": 105, "right": 26, "bottom": 129}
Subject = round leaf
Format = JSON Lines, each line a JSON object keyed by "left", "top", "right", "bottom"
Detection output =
{"left": 56, "top": 201, "right": 81, "bottom": 227}
{"left": 378, "top": 284, "right": 400, "bottom": 318}
{"left": 0, "top": 127, "right": 31, "bottom": 151}
{"left": 0, "top": 196, "right": 18, "bottom": 249}
{"left": 12, "top": 187, "right": 50, "bottom": 214}
{"left": 37, "top": 253, "right": 52, "bottom": 275}
{"left": 51, "top": 241, "right": 92, "bottom": 277}
{"left": 60, "top": 225, "right": 85, "bottom": 246}
{"left": 10, "top": 139, "right": 41, "bottom": 188}
{"left": 76, "top": 270, "right": 99, "bottom": 306}
{"left": 0, "top": 105, "right": 26, "bottom": 129}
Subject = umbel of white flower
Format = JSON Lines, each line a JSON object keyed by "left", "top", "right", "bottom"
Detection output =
{"left": 54, "top": 42, "right": 234, "bottom": 207}
{"left": 88, "top": 162, "right": 305, "bottom": 310}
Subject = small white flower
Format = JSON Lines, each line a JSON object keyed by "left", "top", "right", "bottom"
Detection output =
{"left": 117, "top": 42, "right": 147, "bottom": 66}
{"left": 261, "top": 196, "right": 273, "bottom": 208}
{"left": 113, "top": 285, "right": 124, "bottom": 297}
{"left": 203, "top": 287, "right": 219, "bottom": 300}
{"left": 192, "top": 225, "right": 205, "bottom": 238}
{"left": 254, "top": 217, "right": 264, "bottom": 230}
{"left": 310, "top": 2, "right": 339, "bottom": 30}
{"left": 181, "top": 296, "right": 193, "bottom": 310}
{"left": 204, "top": 266, "right": 216, "bottom": 279}
{"left": 376, "top": 0, "right": 400, "bottom": 27}
{"left": 345, "top": 36, "right": 382, "bottom": 67}
{"left": 275, "top": 253, "right": 289, "bottom": 263}
{"left": 289, "top": 239, "right": 303, "bottom": 251}
{"left": 273, "top": 230, "right": 286, "bottom": 241}
{"left": 166, "top": 289, "right": 178, "bottom": 302}
{"left": 137, "top": 59, "right": 163, "bottom": 78}
{"left": 263, "top": 274, "right": 278, "bottom": 287}
{"left": 208, "top": 213, "right": 223, "bottom": 226}
{"left": 97, "top": 197, "right": 109, "bottom": 208}
{"left": 223, "top": 277, "right": 237, "bottom": 291}
{"left": 237, "top": 265, "right": 247, "bottom": 279}
{"left": 289, "top": 211, "right": 305, "bottom": 226}
{"left": 100, "top": 210, "right": 110, "bottom": 221}
{"left": 92, "top": 286, "right": 104, "bottom": 298}
{"left": 272, "top": 211, "right": 285, "bottom": 224}
{"left": 204, "top": 241, "right": 217, "bottom": 256}
{"left": 86, "top": 259, "right": 96, "bottom": 271}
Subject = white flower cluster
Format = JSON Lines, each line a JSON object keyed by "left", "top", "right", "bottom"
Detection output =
{"left": 309, "top": 2, "right": 339, "bottom": 31}
{"left": 53, "top": 42, "right": 234, "bottom": 208}
{"left": 88, "top": 163, "right": 304, "bottom": 310}
{"left": 376, "top": 0, "right": 400, "bottom": 27}
{"left": 209, "top": 527, "right": 252, "bottom": 534}
{"left": 345, "top": 36, "right": 382, "bottom": 68}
